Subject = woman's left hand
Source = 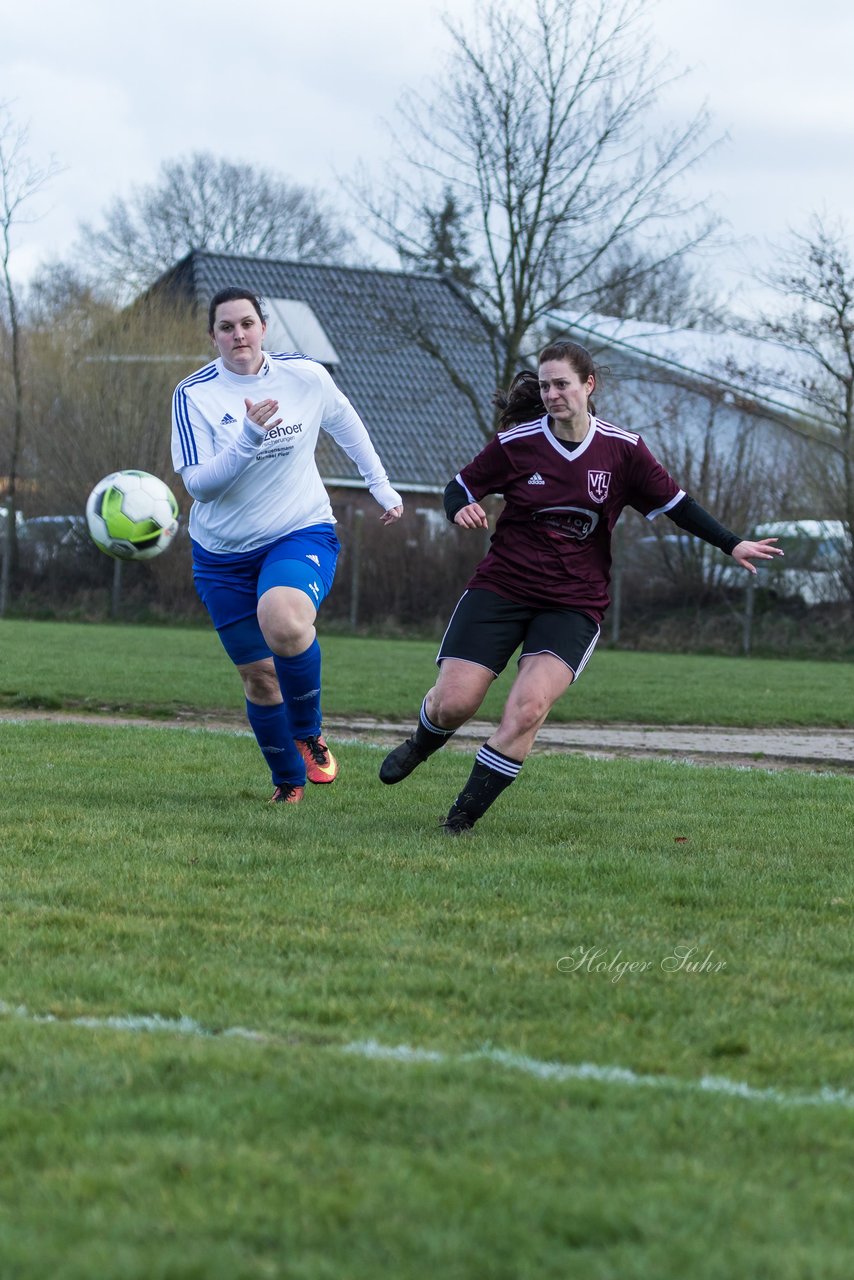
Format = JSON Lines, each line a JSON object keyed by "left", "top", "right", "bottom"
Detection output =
{"left": 731, "top": 537, "right": 784, "bottom": 574}
{"left": 380, "top": 505, "right": 404, "bottom": 526}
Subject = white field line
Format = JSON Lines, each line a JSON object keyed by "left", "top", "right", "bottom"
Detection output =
{"left": 2, "top": 1001, "right": 851, "bottom": 1112}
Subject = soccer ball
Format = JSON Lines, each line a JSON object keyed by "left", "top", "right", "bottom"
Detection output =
{"left": 85, "top": 470, "right": 179, "bottom": 561}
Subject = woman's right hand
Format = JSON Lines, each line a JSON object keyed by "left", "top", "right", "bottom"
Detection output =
{"left": 244, "top": 397, "right": 283, "bottom": 430}
{"left": 454, "top": 502, "right": 489, "bottom": 530}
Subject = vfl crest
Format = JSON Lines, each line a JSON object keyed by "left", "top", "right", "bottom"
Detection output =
{"left": 588, "top": 470, "right": 611, "bottom": 503}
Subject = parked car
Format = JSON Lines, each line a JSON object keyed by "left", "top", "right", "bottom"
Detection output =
{"left": 631, "top": 520, "right": 851, "bottom": 605}
{"left": 749, "top": 520, "right": 851, "bottom": 605}
{"left": 19, "top": 515, "right": 92, "bottom": 571}
{"left": 0, "top": 505, "right": 25, "bottom": 534}
{"left": 628, "top": 531, "right": 724, "bottom": 593}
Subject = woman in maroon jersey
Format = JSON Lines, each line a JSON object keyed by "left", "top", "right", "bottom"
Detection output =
{"left": 379, "top": 339, "right": 783, "bottom": 834}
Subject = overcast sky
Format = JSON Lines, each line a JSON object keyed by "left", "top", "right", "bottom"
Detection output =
{"left": 2, "top": 0, "right": 852, "bottom": 316}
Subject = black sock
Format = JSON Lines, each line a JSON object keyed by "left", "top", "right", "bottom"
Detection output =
{"left": 413, "top": 698, "right": 456, "bottom": 756}
{"left": 447, "top": 743, "right": 523, "bottom": 825}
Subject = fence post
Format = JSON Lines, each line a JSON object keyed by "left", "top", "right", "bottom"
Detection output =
{"left": 349, "top": 508, "right": 364, "bottom": 630}
{"left": 110, "top": 557, "right": 123, "bottom": 620}
{"left": 0, "top": 516, "right": 8, "bottom": 618}
{"left": 609, "top": 523, "right": 624, "bottom": 646}
{"left": 742, "top": 575, "right": 755, "bottom": 656}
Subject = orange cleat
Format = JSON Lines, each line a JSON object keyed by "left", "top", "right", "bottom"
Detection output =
{"left": 294, "top": 735, "right": 339, "bottom": 784}
{"left": 269, "top": 783, "right": 305, "bottom": 804}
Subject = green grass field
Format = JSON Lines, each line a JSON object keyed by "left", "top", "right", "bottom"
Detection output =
{"left": 2, "top": 617, "right": 854, "bottom": 726}
{"left": 1, "top": 620, "right": 852, "bottom": 1278}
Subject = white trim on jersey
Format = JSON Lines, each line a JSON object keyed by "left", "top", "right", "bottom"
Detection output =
{"left": 172, "top": 361, "right": 219, "bottom": 467}
{"left": 498, "top": 414, "right": 641, "bottom": 467}
{"left": 498, "top": 412, "right": 639, "bottom": 440}
{"left": 646, "top": 489, "right": 686, "bottom": 520}
{"left": 594, "top": 419, "right": 640, "bottom": 444}
{"left": 455, "top": 472, "right": 478, "bottom": 505}
{"left": 497, "top": 416, "right": 545, "bottom": 444}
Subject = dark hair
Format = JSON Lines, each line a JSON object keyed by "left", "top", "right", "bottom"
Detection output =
{"left": 538, "top": 338, "right": 599, "bottom": 416}
{"left": 208, "top": 287, "right": 266, "bottom": 334}
{"left": 492, "top": 369, "right": 544, "bottom": 429}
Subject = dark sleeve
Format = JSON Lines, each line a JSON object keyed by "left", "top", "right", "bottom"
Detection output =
{"left": 448, "top": 436, "right": 510, "bottom": 521}
{"left": 667, "top": 495, "right": 743, "bottom": 555}
{"left": 443, "top": 477, "right": 471, "bottom": 523}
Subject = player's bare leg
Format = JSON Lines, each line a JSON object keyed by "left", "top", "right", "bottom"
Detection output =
{"left": 237, "top": 656, "right": 282, "bottom": 706}
{"left": 488, "top": 653, "right": 574, "bottom": 760}
{"left": 257, "top": 586, "right": 317, "bottom": 656}
{"left": 379, "top": 659, "right": 494, "bottom": 784}
{"left": 442, "top": 654, "right": 574, "bottom": 834}
{"left": 427, "top": 659, "right": 495, "bottom": 728}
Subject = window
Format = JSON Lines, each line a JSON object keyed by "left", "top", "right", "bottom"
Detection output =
{"left": 264, "top": 298, "right": 341, "bottom": 367}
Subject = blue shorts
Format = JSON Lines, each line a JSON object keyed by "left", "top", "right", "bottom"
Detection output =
{"left": 192, "top": 524, "right": 340, "bottom": 665}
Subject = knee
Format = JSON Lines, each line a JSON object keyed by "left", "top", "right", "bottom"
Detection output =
{"left": 502, "top": 688, "right": 551, "bottom": 736}
{"left": 263, "top": 616, "right": 307, "bottom": 655}
{"left": 240, "top": 660, "right": 280, "bottom": 704}
{"left": 430, "top": 685, "right": 481, "bottom": 728}
{"left": 258, "top": 601, "right": 315, "bottom": 656}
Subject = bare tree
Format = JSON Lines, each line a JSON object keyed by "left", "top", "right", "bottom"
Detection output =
{"left": 0, "top": 102, "right": 61, "bottom": 615}
{"left": 76, "top": 152, "right": 355, "bottom": 302}
{"left": 730, "top": 216, "right": 854, "bottom": 599}
{"left": 24, "top": 258, "right": 102, "bottom": 329}
{"left": 620, "top": 384, "right": 795, "bottom": 596}
{"left": 584, "top": 238, "right": 729, "bottom": 329}
{"left": 27, "top": 294, "right": 204, "bottom": 510}
{"left": 349, "top": 0, "right": 721, "bottom": 433}
{"left": 397, "top": 187, "right": 481, "bottom": 291}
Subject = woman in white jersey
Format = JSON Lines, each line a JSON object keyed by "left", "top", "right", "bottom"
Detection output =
{"left": 379, "top": 339, "right": 782, "bottom": 834}
{"left": 172, "top": 287, "right": 403, "bottom": 804}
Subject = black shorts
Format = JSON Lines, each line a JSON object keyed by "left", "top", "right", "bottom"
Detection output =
{"left": 437, "top": 588, "right": 600, "bottom": 678}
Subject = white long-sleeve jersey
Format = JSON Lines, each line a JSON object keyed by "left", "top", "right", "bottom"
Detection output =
{"left": 171, "top": 353, "right": 401, "bottom": 554}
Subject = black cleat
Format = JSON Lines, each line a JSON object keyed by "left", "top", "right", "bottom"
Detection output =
{"left": 439, "top": 809, "right": 475, "bottom": 836}
{"left": 379, "top": 736, "right": 428, "bottom": 785}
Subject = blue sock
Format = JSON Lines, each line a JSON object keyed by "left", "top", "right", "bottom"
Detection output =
{"left": 244, "top": 699, "right": 306, "bottom": 786}
{"left": 273, "top": 638, "right": 323, "bottom": 740}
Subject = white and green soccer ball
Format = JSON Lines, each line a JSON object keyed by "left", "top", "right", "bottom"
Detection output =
{"left": 85, "top": 470, "right": 179, "bottom": 561}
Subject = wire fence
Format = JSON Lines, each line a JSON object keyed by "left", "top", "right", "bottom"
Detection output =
{"left": 3, "top": 500, "right": 852, "bottom": 660}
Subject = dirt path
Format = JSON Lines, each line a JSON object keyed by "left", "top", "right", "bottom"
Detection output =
{"left": 2, "top": 708, "right": 853, "bottom": 774}
{"left": 330, "top": 717, "right": 854, "bottom": 773}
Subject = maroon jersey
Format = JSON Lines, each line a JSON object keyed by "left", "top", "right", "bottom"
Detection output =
{"left": 457, "top": 414, "right": 684, "bottom": 624}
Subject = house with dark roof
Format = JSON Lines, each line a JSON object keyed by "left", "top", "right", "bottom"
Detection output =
{"left": 146, "top": 251, "right": 842, "bottom": 532}
{"left": 147, "top": 249, "right": 497, "bottom": 498}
